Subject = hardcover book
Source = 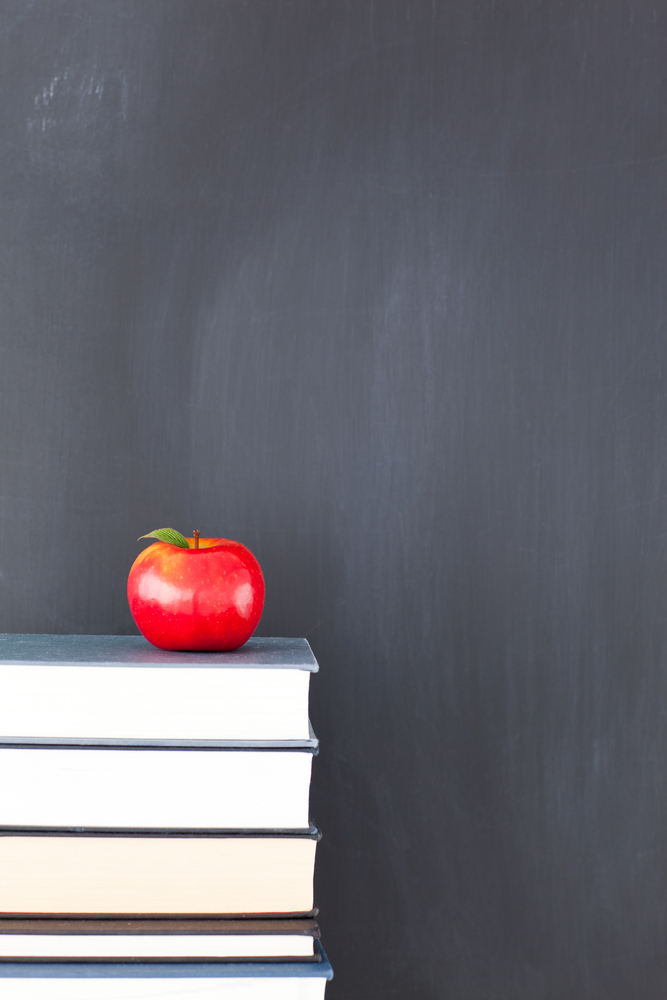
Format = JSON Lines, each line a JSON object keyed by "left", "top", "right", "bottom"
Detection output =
{"left": 0, "top": 635, "right": 318, "bottom": 745}
{"left": 0, "top": 746, "right": 315, "bottom": 831}
{"left": 0, "top": 945, "right": 333, "bottom": 999}
{"left": 0, "top": 831, "right": 319, "bottom": 916}
{"left": 0, "top": 918, "right": 321, "bottom": 961}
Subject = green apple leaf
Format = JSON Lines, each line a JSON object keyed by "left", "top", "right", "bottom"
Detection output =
{"left": 138, "top": 527, "right": 190, "bottom": 548}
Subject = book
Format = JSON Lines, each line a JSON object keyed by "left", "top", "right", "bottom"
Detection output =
{"left": 0, "top": 945, "right": 333, "bottom": 999}
{"left": 0, "top": 918, "right": 321, "bottom": 961}
{"left": 0, "top": 746, "right": 314, "bottom": 831}
{"left": 0, "top": 832, "right": 319, "bottom": 916}
{"left": 0, "top": 635, "right": 317, "bottom": 744}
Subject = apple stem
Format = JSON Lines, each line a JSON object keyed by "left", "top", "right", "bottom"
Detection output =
{"left": 193, "top": 530, "right": 200, "bottom": 550}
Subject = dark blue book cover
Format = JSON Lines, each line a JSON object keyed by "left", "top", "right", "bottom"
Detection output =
{"left": 0, "top": 942, "right": 333, "bottom": 978}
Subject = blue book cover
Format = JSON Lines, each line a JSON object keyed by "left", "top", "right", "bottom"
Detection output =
{"left": 0, "top": 635, "right": 319, "bottom": 670}
{"left": 0, "top": 942, "right": 333, "bottom": 979}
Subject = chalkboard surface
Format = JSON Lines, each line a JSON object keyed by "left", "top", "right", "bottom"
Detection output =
{"left": 1, "top": 1, "right": 666, "bottom": 996}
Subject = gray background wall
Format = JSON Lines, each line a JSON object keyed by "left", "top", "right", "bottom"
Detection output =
{"left": 1, "top": 1, "right": 667, "bottom": 996}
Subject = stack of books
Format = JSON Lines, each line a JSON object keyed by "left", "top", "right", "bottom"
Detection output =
{"left": 0, "top": 634, "right": 333, "bottom": 999}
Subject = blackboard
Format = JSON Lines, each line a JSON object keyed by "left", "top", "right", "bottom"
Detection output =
{"left": 1, "top": 1, "right": 667, "bottom": 996}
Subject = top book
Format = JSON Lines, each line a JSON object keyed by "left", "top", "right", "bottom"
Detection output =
{"left": 0, "top": 635, "right": 317, "bottom": 747}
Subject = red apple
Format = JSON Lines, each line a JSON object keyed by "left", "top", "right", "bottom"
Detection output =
{"left": 127, "top": 529, "right": 265, "bottom": 651}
